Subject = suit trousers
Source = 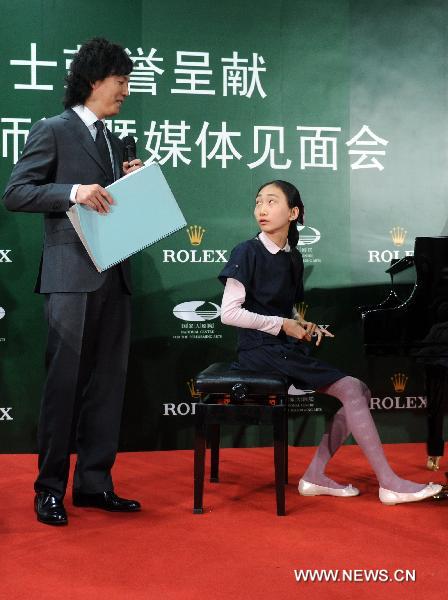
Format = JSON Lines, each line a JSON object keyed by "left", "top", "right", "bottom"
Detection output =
{"left": 34, "top": 267, "right": 131, "bottom": 499}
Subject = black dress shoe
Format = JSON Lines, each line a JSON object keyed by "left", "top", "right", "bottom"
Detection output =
{"left": 34, "top": 492, "right": 68, "bottom": 526}
{"left": 72, "top": 490, "right": 141, "bottom": 512}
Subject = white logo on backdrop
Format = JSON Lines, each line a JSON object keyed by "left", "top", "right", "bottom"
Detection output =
{"left": 0, "top": 250, "right": 12, "bottom": 263}
{"left": 297, "top": 225, "right": 321, "bottom": 246}
{"left": 0, "top": 408, "right": 13, "bottom": 421}
{"left": 173, "top": 301, "right": 221, "bottom": 322}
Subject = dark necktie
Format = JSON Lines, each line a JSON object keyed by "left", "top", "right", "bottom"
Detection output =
{"left": 94, "top": 120, "right": 114, "bottom": 184}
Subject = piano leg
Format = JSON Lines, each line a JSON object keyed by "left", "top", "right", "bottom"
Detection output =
{"left": 427, "top": 456, "right": 441, "bottom": 471}
{"left": 425, "top": 365, "right": 448, "bottom": 470}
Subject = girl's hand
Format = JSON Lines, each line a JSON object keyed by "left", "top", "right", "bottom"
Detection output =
{"left": 283, "top": 318, "right": 334, "bottom": 347}
{"left": 303, "top": 320, "right": 334, "bottom": 346}
{"left": 282, "top": 318, "right": 313, "bottom": 342}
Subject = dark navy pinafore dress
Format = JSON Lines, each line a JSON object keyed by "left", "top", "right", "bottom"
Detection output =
{"left": 219, "top": 236, "right": 346, "bottom": 390}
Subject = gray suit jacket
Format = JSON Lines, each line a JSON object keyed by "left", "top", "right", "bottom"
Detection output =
{"left": 3, "top": 108, "right": 131, "bottom": 293}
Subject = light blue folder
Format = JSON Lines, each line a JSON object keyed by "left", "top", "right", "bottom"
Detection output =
{"left": 67, "top": 163, "right": 186, "bottom": 272}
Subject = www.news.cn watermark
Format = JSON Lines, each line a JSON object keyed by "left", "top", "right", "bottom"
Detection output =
{"left": 293, "top": 569, "right": 416, "bottom": 583}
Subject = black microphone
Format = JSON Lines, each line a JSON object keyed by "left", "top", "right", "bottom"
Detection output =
{"left": 123, "top": 135, "right": 137, "bottom": 163}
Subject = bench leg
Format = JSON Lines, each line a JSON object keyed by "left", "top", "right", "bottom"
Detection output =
{"left": 209, "top": 424, "right": 220, "bottom": 483}
{"left": 273, "top": 406, "right": 286, "bottom": 516}
{"left": 193, "top": 405, "right": 207, "bottom": 514}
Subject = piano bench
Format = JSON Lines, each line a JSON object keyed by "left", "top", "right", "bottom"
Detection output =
{"left": 193, "top": 362, "right": 289, "bottom": 516}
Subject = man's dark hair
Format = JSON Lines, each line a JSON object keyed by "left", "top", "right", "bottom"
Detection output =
{"left": 63, "top": 37, "right": 133, "bottom": 108}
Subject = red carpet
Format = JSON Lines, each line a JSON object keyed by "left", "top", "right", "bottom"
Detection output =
{"left": 0, "top": 443, "right": 445, "bottom": 599}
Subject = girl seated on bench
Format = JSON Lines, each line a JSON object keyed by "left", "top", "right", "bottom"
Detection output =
{"left": 218, "top": 179, "right": 441, "bottom": 505}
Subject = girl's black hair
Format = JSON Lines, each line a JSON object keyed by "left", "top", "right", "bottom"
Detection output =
{"left": 256, "top": 180, "right": 305, "bottom": 248}
{"left": 63, "top": 37, "right": 133, "bottom": 108}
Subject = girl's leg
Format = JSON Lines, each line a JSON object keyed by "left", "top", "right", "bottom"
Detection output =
{"left": 302, "top": 407, "right": 352, "bottom": 489}
{"left": 239, "top": 346, "right": 426, "bottom": 492}
{"left": 315, "top": 376, "right": 426, "bottom": 492}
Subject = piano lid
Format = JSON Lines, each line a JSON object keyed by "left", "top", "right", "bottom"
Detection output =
{"left": 360, "top": 236, "right": 448, "bottom": 359}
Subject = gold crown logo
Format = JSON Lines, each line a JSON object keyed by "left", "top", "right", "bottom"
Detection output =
{"left": 187, "top": 225, "right": 206, "bottom": 246}
{"left": 391, "top": 372, "right": 408, "bottom": 393}
{"left": 390, "top": 226, "right": 407, "bottom": 247}
{"left": 187, "top": 378, "right": 201, "bottom": 399}
{"left": 295, "top": 302, "right": 308, "bottom": 320}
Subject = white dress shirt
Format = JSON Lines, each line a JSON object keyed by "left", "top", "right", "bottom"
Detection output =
{"left": 69, "top": 105, "right": 115, "bottom": 202}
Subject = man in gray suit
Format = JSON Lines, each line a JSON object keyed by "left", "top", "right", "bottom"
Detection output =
{"left": 3, "top": 38, "right": 142, "bottom": 525}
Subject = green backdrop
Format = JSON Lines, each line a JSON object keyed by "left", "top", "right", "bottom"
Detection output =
{"left": 1, "top": 0, "right": 447, "bottom": 452}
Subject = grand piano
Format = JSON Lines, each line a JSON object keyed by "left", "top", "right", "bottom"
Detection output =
{"left": 360, "top": 236, "right": 448, "bottom": 476}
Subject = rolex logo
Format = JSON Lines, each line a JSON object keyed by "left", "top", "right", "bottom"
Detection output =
{"left": 187, "top": 378, "right": 201, "bottom": 399}
{"left": 295, "top": 302, "right": 308, "bottom": 320}
{"left": 187, "top": 225, "right": 206, "bottom": 246}
{"left": 390, "top": 227, "right": 407, "bottom": 247}
{"left": 391, "top": 372, "right": 408, "bottom": 393}
{"left": 0, "top": 250, "right": 12, "bottom": 263}
{"left": 0, "top": 407, "right": 13, "bottom": 421}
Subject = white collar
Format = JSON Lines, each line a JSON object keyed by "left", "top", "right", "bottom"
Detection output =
{"left": 258, "top": 231, "right": 291, "bottom": 254}
{"left": 72, "top": 104, "right": 101, "bottom": 128}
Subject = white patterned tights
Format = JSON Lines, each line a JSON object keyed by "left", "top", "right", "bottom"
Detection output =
{"left": 302, "top": 377, "right": 426, "bottom": 493}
